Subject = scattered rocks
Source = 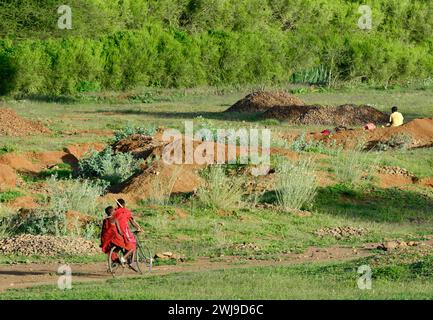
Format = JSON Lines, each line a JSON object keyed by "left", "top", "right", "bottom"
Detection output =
{"left": 0, "top": 108, "right": 51, "bottom": 136}
{"left": 314, "top": 226, "right": 367, "bottom": 240}
{"left": 230, "top": 242, "right": 261, "bottom": 252}
{"left": 0, "top": 234, "right": 100, "bottom": 256}
{"left": 377, "top": 240, "right": 419, "bottom": 251}
{"left": 154, "top": 251, "right": 184, "bottom": 261}
{"left": 377, "top": 166, "right": 414, "bottom": 177}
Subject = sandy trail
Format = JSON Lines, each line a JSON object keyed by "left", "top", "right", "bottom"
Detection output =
{"left": 0, "top": 245, "right": 375, "bottom": 293}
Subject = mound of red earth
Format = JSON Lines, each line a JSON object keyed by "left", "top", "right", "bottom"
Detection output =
{"left": 314, "top": 117, "right": 433, "bottom": 149}
{"left": 0, "top": 164, "right": 17, "bottom": 191}
{"left": 0, "top": 108, "right": 50, "bottom": 136}
{"left": 110, "top": 133, "right": 271, "bottom": 200}
{"left": 263, "top": 104, "right": 388, "bottom": 126}
{"left": 225, "top": 91, "right": 305, "bottom": 113}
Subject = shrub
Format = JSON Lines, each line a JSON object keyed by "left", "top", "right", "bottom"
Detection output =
{"left": 3, "top": 177, "right": 105, "bottom": 238}
{"left": 113, "top": 124, "right": 157, "bottom": 143}
{"left": 197, "top": 166, "right": 244, "bottom": 211}
{"left": 291, "top": 133, "right": 330, "bottom": 154}
{"left": 79, "top": 148, "right": 143, "bottom": 185}
{"left": 274, "top": 158, "right": 318, "bottom": 211}
{"left": 0, "top": 204, "right": 15, "bottom": 239}
{"left": 43, "top": 176, "right": 106, "bottom": 217}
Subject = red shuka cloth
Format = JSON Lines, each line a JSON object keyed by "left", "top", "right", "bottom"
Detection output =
{"left": 113, "top": 207, "right": 137, "bottom": 251}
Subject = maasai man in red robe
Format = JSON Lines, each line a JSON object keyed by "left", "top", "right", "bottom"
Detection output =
{"left": 100, "top": 206, "right": 126, "bottom": 262}
{"left": 113, "top": 199, "right": 143, "bottom": 264}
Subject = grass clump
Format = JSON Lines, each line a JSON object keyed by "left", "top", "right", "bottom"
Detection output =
{"left": 0, "top": 144, "right": 17, "bottom": 155}
{"left": 0, "top": 190, "right": 22, "bottom": 203}
{"left": 197, "top": 166, "right": 244, "bottom": 211}
{"left": 274, "top": 158, "right": 317, "bottom": 211}
{"left": 79, "top": 148, "right": 143, "bottom": 186}
{"left": 333, "top": 146, "right": 374, "bottom": 186}
{"left": 146, "top": 167, "right": 181, "bottom": 206}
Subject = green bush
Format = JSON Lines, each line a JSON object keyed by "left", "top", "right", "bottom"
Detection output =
{"left": 274, "top": 159, "right": 318, "bottom": 212}
{"left": 113, "top": 124, "right": 157, "bottom": 143}
{"left": 0, "top": 177, "right": 105, "bottom": 238}
{"left": 1, "top": 0, "right": 433, "bottom": 95}
{"left": 79, "top": 148, "right": 143, "bottom": 185}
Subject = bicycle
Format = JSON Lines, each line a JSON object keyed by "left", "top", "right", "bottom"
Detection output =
{"left": 108, "top": 231, "right": 153, "bottom": 276}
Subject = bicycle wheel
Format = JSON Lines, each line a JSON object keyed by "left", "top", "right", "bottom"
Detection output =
{"left": 134, "top": 241, "right": 153, "bottom": 274}
{"left": 108, "top": 246, "right": 125, "bottom": 276}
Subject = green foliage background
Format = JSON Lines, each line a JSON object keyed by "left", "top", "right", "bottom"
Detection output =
{"left": 0, "top": 0, "right": 432, "bottom": 95}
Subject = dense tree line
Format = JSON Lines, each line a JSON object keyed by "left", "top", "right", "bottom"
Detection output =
{"left": 0, "top": 0, "right": 432, "bottom": 95}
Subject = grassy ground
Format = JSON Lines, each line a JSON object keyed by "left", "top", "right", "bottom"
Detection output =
{"left": 2, "top": 250, "right": 433, "bottom": 300}
{"left": 0, "top": 86, "right": 432, "bottom": 299}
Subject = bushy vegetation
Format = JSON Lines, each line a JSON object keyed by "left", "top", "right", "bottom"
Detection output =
{"left": 333, "top": 146, "right": 373, "bottom": 186}
{"left": 1, "top": 0, "right": 433, "bottom": 95}
{"left": 197, "top": 165, "right": 244, "bottom": 211}
{"left": 1, "top": 177, "right": 105, "bottom": 238}
{"left": 79, "top": 148, "right": 143, "bottom": 186}
{"left": 274, "top": 159, "right": 318, "bottom": 211}
{"left": 113, "top": 124, "right": 157, "bottom": 143}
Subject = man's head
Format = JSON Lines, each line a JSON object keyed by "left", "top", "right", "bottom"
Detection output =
{"left": 105, "top": 206, "right": 114, "bottom": 216}
{"left": 392, "top": 106, "right": 398, "bottom": 113}
{"left": 117, "top": 198, "right": 126, "bottom": 208}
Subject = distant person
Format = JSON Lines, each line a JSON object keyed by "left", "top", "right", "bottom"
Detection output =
{"left": 387, "top": 106, "right": 404, "bottom": 127}
{"left": 113, "top": 199, "right": 142, "bottom": 264}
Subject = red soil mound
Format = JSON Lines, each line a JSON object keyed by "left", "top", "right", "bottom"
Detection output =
{"left": 8, "top": 196, "right": 39, "bottom": 210}
{"left": 0, "top": 153, "right": 39, "bottom": 173}
{"left": 0, "top": 164, "right": 17, "bottom": 191}
{"left": 111, "top": 134, "right": 273, "bottom": 200}
{"left": 263, "top": 104, "right": 388, "bottom": 126}
{"left": 225, "top": 91, "right": 305, "bottom": 113}
{"left": 314, "top": 118, "right": 433, "bottom": 149}
{"left": 64, "top": 143, "right": 106, "bottom": 159}
{"left": 116, "top": 161, "right": 202, "bottom": 199}
{"left": 0, "top": 108, "right": 50, "bottom": 136}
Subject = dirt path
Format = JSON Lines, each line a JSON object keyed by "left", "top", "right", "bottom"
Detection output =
{"left": 0, "top": 244, "right": 376, "bottom": 292}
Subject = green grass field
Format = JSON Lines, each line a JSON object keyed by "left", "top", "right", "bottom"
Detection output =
{"left": 0, "top": 86, "right": 432, "bottom": 299}
{"left": 3, "top": 250, "right": 433, "bottom": 300}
